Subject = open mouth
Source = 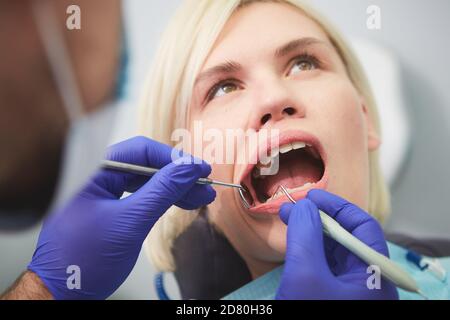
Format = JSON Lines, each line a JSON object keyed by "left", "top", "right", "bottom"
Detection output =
{"left": 239, "top": 131, "right": 328, "bottom": 214}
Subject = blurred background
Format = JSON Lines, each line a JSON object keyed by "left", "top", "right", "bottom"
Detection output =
{"left": 1, "top": 0, "right": 449, "bottom": 299}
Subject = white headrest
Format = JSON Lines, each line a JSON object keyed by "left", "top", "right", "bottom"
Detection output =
{"left": 350, "top": 38, "right": 411, "bottom": 186}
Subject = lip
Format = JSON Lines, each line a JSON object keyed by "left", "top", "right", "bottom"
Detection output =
{"left": 237, "top": 129, "right": 328, "bottom": 215}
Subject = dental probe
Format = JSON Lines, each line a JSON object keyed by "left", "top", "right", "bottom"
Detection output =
{"left": 101, "top": 160, "right": 244, "bottom": 190}
{"left": 278, "top": 185, "right": 427, "bottom": 298}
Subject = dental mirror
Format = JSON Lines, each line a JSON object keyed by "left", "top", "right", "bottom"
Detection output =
{"left": 238, "top": 185, "right": 253, "bottom": 209}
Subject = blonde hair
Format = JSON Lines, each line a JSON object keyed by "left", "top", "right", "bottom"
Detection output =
{"left": 139, "top": 0, "right": 391, "bottom": 272}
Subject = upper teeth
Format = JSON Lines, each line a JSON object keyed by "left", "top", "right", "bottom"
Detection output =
{"left": 255, "top": 141, "right": 309, "bottom": 170}
{"left": 280, "top": 141, "right": 306, "bottom": 154}
{"left": 270, "top": 141, "right": 309, "bottom": 158}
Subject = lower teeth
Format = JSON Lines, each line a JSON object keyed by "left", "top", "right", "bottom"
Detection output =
{"left": 268, "top": 182, "right": 314, "bottom": 202}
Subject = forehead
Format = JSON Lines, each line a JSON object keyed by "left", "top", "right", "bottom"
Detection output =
{"left": 203, "top": 2, "right": 332, "bottom": 68}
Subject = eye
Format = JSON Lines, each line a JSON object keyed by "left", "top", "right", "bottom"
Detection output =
{"left": 207, "top": 81, "right": 239, "bottom": 101}
{"left": 287, "top": 54, "right": 319, "bottom": 76}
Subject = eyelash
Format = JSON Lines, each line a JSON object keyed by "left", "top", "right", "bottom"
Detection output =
{"left": 205, "top": 79, "right": 241, "bottom": 103}
{"left": 205, "top": 52, "right": 322, "bottom": 103}
{"left": 288, "top": 52, "right": 322, "bottom": 75}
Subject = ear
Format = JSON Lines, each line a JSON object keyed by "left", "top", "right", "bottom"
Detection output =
{"left": 361, "top": 98, "right": 381, "bottom": 151}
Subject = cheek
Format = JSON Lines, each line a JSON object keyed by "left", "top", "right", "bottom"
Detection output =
{"left": 311, "top": 78, "right": 371, "bottom": 208}
{"left": 189, "top": 103, "right": 249, "bottom": 175}
{"left": 331, "top": 83, "right": 368, "bottom": 166}
{"left": 192, "top": 101, "right": 245, "bottom": 128}
{"left": 313, "top": 78, "right": 367, "bottom": 143}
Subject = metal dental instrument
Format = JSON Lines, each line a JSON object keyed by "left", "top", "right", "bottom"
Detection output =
{"left": 277, "top": 185, "right": 427, "bottom": 298}
{"left": 102, "top": 160, "right": 244, "bottom": 190}
{"left": 238, "top": 187, "right": 252, "bottom": 209}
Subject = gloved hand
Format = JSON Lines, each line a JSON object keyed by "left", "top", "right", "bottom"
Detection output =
{"left": 276, "top": 189, "right": 398, "bottom": 300}
{"left": 28, "top": 136, "right": 216, "bottom": 299}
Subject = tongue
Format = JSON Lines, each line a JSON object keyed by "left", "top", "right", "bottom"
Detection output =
{"left": 257, "top": 150, "right": 323, "bottom": 198}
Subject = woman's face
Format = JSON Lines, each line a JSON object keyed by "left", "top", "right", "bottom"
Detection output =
{"left": 188, "top": 2, "right": 379, "bottom": 277}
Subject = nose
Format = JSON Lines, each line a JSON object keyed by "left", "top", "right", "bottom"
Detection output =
{"left": 249, "top": 79, "right": 305, "bottom": 129}
{"left": 259, "top": 105, "right": 299, "bottom": 126}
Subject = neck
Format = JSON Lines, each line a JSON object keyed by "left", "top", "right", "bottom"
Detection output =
{"left": 223, "top": 234, "right": 283, "bottom": 279}
{"left": 244, "top": 255, "right": 282, "bottom": 279}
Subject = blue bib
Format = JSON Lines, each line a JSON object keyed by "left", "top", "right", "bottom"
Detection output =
{"left": 222, "top": 242, "right": 450, "bottom": 300}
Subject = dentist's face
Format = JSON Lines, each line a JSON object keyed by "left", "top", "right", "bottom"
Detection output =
{"left": 188, "top": 2, "right": 379, "bottom": 277}
{"left": 0, "top": 0, "right": 122, "bottom": 227}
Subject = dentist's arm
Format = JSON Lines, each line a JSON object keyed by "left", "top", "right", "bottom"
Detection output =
{"left": 1, "top": 271, "right": 52, "bottom": 300}
{"left": 1, "top": 136, "right": 216, "bottom": 300}
{"left": 276, "top": 189, "right": 398, "bottom": 300}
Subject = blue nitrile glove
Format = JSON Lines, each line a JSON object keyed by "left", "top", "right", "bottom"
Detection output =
{"left": 276, "top": 189, "right": 398, "bottom": 300}
{"left": 28, "top": 136, "right": 216, "bottom": 299}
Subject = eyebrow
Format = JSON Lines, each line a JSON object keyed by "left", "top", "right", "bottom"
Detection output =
{"left": 274, "top": 37, "right": 327, "bottom": 58}
{"left": 194, "top": 37, "right": 328, "bottom": 85}
{"left": 195, "top": 60, "right": 242, "bottom": 85}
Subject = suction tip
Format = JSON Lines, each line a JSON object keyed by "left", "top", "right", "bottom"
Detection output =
{"left": 417, "top": 290, "right": 428, "bottom": 300}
